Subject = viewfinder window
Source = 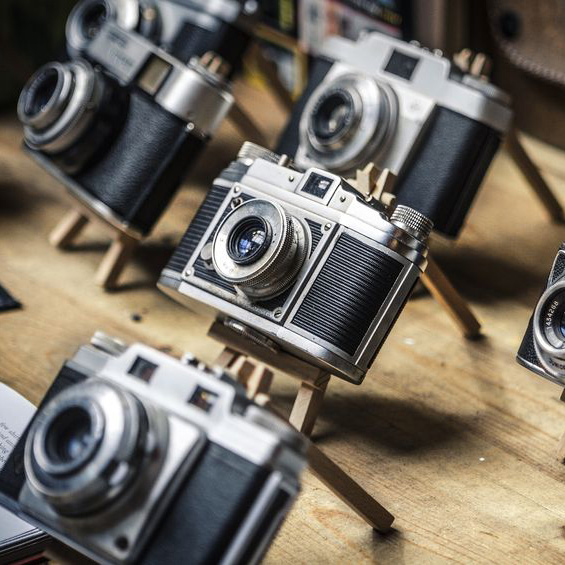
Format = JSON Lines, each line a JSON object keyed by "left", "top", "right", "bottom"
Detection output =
{"left": 128, "top": 356, "right": 158, "bottom": 382}
{"left": 301, "top": 172, "right": 334, "bottom": 199}
{"left": 188, "top": 386, "right": 219, "bottom": 413}
{"left": 138, "top": 56, "right": 171, "bottom": 95}
{"left": 384, "top": 50, "right": 420, "bottom": 81}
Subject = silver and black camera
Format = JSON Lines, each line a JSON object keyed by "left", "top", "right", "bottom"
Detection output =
{"left": 276, "top": 31, "right": 514, "bottom": 237}
{"left": 0, "top": 332, "right": 306, "bottom": 565}
{"left": 517, "top": 243, "right": 565, "bottom": 386}
{"left": 159, "top": 142, "right": 432, "bottom": 385}
{"left": 66, "top": 0, "right": 258, "bottom": 73}
{"left": 18, "top": 20, "right": 235, "bottom": 236}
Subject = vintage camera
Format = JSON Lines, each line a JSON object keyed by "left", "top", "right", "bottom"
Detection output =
{"left": 66, "top": 0, "right": 258, "bottom": 72}
{"left": 159, "top": 142, "right": 432, "bottom": 385}
{"left": 276, "top": 31, "right": 514, "bottom": 237}
{"left": 517, "top": 243, "right": 565, "bottom": 386}
{"left": 17, "top": 20, "right": 235, "bottom": 236}
{"left": 0, "top": 332, "right": 306, "bottom": 565}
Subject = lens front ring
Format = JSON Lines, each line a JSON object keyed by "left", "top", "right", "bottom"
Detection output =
{"left": 212, "top": 199, "right": 309, "bottom": 300}
{"left": 533, "top": 281, "right": 565, "bottom": 378}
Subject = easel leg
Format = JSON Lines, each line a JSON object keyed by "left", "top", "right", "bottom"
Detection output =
{"left": 95, "top": 233, "right": 137, "bottom": 289}
{"left": 307, "top": 443, "right": 394, "bottom": 532}
{"left": 228, "top": 103, "right": 268, "bottom": 147}
{"left": 49, "top": 209, "right": 89, "bottom": 249}
{"left": 557, "top": 390, "right": 565, "bottom": 464}
{"left": 422, "top": 255, "right": 482, "bottom": 339}
{"left": 506, "top": 128, "right": 564, "bottom": 222}
{"left": 289, "top": 374, "right": 330, "bottom": 437}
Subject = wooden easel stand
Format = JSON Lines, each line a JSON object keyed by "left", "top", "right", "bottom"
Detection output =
{"left": 215, "top": 345, "right": 394, "bottom": 532}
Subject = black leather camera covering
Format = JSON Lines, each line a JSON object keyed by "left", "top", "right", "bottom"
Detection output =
{"left": 75, "top": 92, "right": 206, "bottom": 235}
{"left": 394, "top": 106, "right": 501, "bottom": 237}
{"left": 275, "top": 56, "right": 334, "bottom": 156}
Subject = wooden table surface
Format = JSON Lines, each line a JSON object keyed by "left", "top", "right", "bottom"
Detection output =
{"left": 2, "top": 80, "right": 565, "bottom": 564}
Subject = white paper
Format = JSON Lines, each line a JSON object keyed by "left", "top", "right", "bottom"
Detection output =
{"left": 0, "top": 383, "right": 36, "bottom": 539}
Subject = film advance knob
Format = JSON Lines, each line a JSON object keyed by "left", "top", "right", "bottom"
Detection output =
{"left": 237, "top": 141, "right": 282, "bottom": 165}
{"left": 390, "top": 205, "right": 434, "bottom": 242}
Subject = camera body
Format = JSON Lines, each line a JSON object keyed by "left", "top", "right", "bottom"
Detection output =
{"left": 159, "top": 143, "right": 432, "bottom": 385}
{"left": 517, "top": 243, "right": 565, "bottom": 386}
{"left": 66, "top": 0, "right": 257, "bottom": 73}
{"left": 18, "top": 21, "right": 234, "bottom": 236}
{"left": 276, "top": 31, "right": 514, "bottom": 237}
{"left": 0, "top": 333, "right": 306, "bottom": 565}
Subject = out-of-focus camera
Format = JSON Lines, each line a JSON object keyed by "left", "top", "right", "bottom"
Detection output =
{"left": 66, "top": 0, "right": 258, "bottom": 72}
{"left": 517, "top": 243, "right": 565, "bottom": 386}
{"left": 0, "top": 332, "right": 306, "bottom": 565}
{"left": 276, "top": 31, "right": 514, "bottom": 237}
{"left": 159, "top": 142, "right": 432, "bottom": 385}
{"left": 18, "top": 21, "right": 235, "bottom": 236}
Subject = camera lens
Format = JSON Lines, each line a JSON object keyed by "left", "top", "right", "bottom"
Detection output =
{"left": 310, "top": 89, "right": 355, "bottom": 144}
{"left": 538, "top": 289, "right": 565, "bottom": 349}
{"left": 213, "top": 200, "right": 309, "bottom": 300}
{"left": 22, "top": 67, "right": 60, "bottom": 120}
{"left": 301, "top": 75, "right": 397, "bottom": 174}
{"left": 227, "top": 217, "right": 272, "bottom": 265}
{"left": 80, "top": 2, "right": 108, "bottom": 40}
{"left": 44, "top": 406, "right": 97, "bottom": 466}
{"left": 25, "top": 380, "right": 169, "bottom": 516}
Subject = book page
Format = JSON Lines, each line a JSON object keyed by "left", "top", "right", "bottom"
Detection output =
{"left": 0, "top": 383, "right": 36, "bottom": 539}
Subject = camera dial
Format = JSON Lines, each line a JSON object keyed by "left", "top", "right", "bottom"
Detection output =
{"left": 533, "top": 281, "right": 565, "bottom": 380}
{"left": 212, "top": 199, "right": 309, "bottom": 300}
{"left": 301, "top": 74, "right": 398, "bottom": 174}
{"left": 24, "top": 380, "right": 168, "bottom": 517}
{"left": 66, "top": 0, "right": 161, "bottom": 57}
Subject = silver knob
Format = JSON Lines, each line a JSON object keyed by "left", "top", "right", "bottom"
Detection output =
{"left": 390, "top": 205, "right": 433, "bottom": 242}
{"left": 237, "top": 142, "right": 281, "bottom": 165}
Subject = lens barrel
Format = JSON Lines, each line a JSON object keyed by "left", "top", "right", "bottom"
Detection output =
{"left": 212, "top": 199, "right": 309, "bottom": 300}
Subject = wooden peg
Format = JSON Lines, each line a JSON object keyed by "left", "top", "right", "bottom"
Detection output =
{"left": 228, "top": 103, "right": 268, "bottom": 147}
{"left": 289, "top": 374, "right": 330, "bottom": 437}
{"left": 422, "top": 255, "right": 482, "bottom": 339}
{"left": 49, "top": 208, "right": 89, "bottom": 249}
{"left": 505, "top": 128, "right": 564, "bottom": 223}
{"left": 95, "top": 233, "right": 138, "bottom": 289}
{"left": 348, "top": 164, "right": 396, "bottom": 209}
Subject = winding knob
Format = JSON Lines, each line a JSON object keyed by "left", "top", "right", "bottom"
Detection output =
{"left": 390, "top": 205, "right": 433, "bottom": 242}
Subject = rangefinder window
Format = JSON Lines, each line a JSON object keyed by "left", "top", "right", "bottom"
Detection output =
{"left": 128, "top": 356, "right": 158, "bottom": 382}
{"left": 384, "top": 50, "right": 420, "bottom": 80}
{"left": 138, "top": 56, "right": 171, "bottom": 96}
{"left": 188, "top": 386, "right": 219, "bottom": 412}
{"left": 300, "top": 172, "right": 335, "bottom": 199}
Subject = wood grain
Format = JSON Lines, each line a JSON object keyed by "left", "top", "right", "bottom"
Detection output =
{"left": 1, "top": 80, "right": 565, "bottom": 563}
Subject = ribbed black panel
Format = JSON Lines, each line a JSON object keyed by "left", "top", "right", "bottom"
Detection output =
{"left": 291, "top": 233, "right": 403, "bottom": 356}
{"left": 166, "top": 184, "right": 230, "bottom": 274}
{"left": 306, "top": 219, "right": 322, "bottom": 255}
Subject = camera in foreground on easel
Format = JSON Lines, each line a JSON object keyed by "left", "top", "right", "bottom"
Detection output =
{"left": 0, "top": 332, "right": 306, "bottom": 565}
{"left": 159, "top": 142, "right": 433, "bottom": 384}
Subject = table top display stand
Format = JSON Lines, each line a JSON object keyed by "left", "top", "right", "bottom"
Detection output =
{"left": 211, "top": 325, "right": 395, "bottom": 532}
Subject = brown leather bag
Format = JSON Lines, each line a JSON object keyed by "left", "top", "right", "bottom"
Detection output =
{"left": 488, "top": 0, "right": 565, "bottom": 149}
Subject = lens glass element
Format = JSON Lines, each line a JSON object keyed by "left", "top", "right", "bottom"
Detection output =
{"left": 311, "top": 89, "right": 355, "bottom": 143}
{"left": 23, "top": 68, "right": 60, "bottom": 119}
{"left": 80, "top": 3, "right": 108, "bottom": 39}
{"left": 227, "top": 217, "right": 271, "bottom": 265}
{"left": 44, "top": 406, "right": 95, "bottom": 466}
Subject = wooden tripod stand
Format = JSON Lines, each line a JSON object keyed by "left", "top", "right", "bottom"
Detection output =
{"left": 210, "top": 322, "right": 394, "bottom": 532}
{"left": 48, "top": 102, "right": 267, "bottom": 290}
